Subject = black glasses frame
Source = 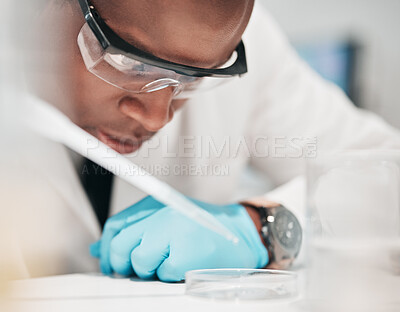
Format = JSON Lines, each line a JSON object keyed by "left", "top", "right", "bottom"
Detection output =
{"left": 77, "top": 0, "right": 248, "bottom": 78}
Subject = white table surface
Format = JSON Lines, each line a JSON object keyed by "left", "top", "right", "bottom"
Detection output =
{"left": 3, "top": 273, "right": 301, "bottom": 312}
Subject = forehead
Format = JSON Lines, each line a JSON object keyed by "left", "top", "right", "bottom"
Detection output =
{"left": 92, "top": 0, "right": 249, "bottom": 68}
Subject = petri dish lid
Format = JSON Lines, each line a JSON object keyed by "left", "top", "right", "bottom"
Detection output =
{"left": 185, "top": 268, "right": 298, "bottom": 301}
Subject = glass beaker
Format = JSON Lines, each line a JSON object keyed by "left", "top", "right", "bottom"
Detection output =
{"left": 304, "top": 151, "right": 400, "bottom": 312}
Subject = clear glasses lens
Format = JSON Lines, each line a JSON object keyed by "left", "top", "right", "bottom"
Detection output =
{"left": 77, "top": 24, "right": 235, "bottom": 98}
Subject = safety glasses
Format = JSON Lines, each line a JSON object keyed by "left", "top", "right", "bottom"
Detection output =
{"left": 77, "top": 0, "right": 248, "bottom": 99}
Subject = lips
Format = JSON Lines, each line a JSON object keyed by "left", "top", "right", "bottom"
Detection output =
{"left": 97, "top": 129, "right": 143, "bottom": 154}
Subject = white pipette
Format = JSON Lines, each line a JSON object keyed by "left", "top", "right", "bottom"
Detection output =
{"left": 24, "top": 96, "right": 239, "bottom": 243}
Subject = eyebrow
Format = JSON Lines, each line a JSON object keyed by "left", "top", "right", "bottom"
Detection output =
{"left": 118, "top": 32, "right": 157, "bottom": 57}
{"left": 101, "top": 17, "right": 151, "bottom": 52}
{"left": 122, "top": 33, "right": 233, "bottom": 69}
{"left": 103, "top": 19, "right": 230, "bottom": 69}
{"left": 102, "top": 15, "right": 235, "bottom": 71}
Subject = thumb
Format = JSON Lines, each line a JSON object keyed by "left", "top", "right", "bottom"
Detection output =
{"left": 90, "top": 241, "right": 101, "bottom": 258}
{"left": 125, "top": 196, "right": 165, "bottom": 223}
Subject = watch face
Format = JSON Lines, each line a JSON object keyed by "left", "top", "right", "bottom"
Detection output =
{"left": 272, "top": 209, "right": 302, "bottom": 251}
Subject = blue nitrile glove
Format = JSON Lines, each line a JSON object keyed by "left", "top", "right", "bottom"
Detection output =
{"left": 90, "top": 196, "right": 165, "bottom": 274}
{"left": 90, "top": 196, "right": 269, "bottom": 282}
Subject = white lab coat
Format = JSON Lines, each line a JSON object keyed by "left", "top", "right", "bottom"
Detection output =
{"left": 1, "top": 4, "right": 400, "bottom": 279}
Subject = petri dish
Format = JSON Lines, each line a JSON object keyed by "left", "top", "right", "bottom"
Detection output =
{"left": 185, "top": 268, "right": 298, "bottom": 300}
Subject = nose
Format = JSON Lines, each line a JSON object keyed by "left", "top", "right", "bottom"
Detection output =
{"left": 118, "top": 87, "right": 175, "bottom": 132}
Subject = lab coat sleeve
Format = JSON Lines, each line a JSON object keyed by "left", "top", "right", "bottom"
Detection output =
{"left": 242, "top": 5, "right": 400, "bottom": 220}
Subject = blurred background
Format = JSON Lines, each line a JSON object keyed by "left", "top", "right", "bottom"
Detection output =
{"left": 0, "top": 0, "right": 25, "bottom": 294}
{"left": 0, "top": 0, "right": 13, "bottom": 129}
{"left": 261, "top": 0, "right": 400, "bottom": 129}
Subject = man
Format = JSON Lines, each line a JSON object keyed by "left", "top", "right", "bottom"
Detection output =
{"left": 2, "top": 0, "right": 399, "bottom": 281}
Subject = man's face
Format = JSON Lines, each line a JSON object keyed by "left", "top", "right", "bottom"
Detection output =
{"left": 33, "top": 0, "right": 253, "bottom": 154}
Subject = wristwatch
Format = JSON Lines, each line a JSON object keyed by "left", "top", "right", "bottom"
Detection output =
{"left": 243, "top": 203, "right": 302, "bottom": 269}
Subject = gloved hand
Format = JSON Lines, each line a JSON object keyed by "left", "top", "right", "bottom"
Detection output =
{"left": 90, "top": 196, "right": 269, "bottom": 282}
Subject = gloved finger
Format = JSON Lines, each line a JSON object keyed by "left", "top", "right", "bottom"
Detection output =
{"left": 109, "top": 252, "right": 134, "bottom": 277}
{"left": 130, "top": 232, "right": 170, "bottom": 280}
{"left": 100, "top": 219, "right": 126, "bottom": 275}
{"left": 99, "top": 196, "right": 164, "bottom": 275}
{"left": 89, "top": 241, "right": 101, "bottom": 258}
{"left": 109, "top": 220, "right": 147, "bottom": 276}
{"left": 156, "top": 256, "right": 186, "bottom": 282}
